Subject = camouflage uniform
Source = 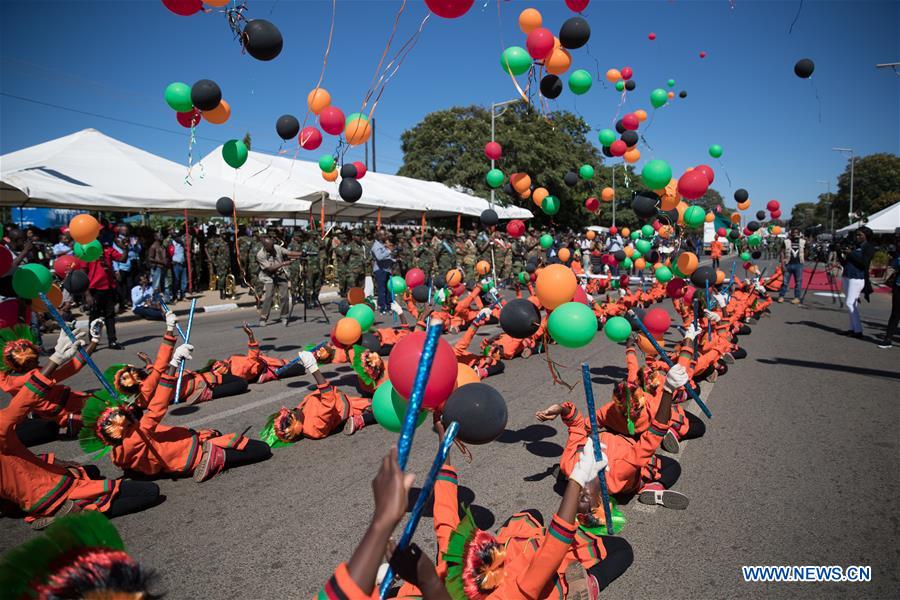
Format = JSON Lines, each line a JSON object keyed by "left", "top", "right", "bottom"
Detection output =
{"left": 247, "top": 235, "right": 264, "bottom": 293}
{"left": 300, "top": 234, "right": 321, "bottom": 305}
{"left": 434, "top": 235, "right": 457, "bottom": 282}
{"left": 204, "top": 233, "right": 230, "bottom": 298}
{"left": 412, "top": 236, "right": 434, "bottom": 281}
{"left": 287, "top": 233, "right": 304, "bottom": 302}
{"left": 347, "top": 233, "right": 367, "bottom": 290}
{"left": 333, "top": 234, "right": 353, "bottom": 297}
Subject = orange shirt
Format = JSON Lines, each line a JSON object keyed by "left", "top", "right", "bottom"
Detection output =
{"left": 297, "top": 383, "right": 370, "bottom": 439}
{"left": 0, "top": 355, "right": 90, "bottom": 426}
{"left": 225, "top": 341, "right": 286, "bottom": 382}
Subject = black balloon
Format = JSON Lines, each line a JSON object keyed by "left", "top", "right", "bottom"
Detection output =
{"left": 275, "top": 114, "right": 300, "bottom": 140}
{"left": 524, "top": 261, "right": 537, "bottom": 274}
{"left": 631, "top": 193, "right": 659, "bottom": 219}
{"left": 242, "top": 19, "right": 283, "bottom": 61}
{"left": 190, "top": 79, "right": 221, "bottom": 111}
{"left": 661, "top": 208, "right": 678, "bottom": 225}
{"left": 339, "top": 178, "right": 362, "bottom": 203}
{"left": 0, "top": 275, "right": 14, "bottom": 297}
{"left": 747, "top": 221, "right": 760, "bottom": 232}
{"left": 360, "top": 332, "right": 381, "bottom": 352}
{"left": 794, "top": 58, "right": 814, "bottom": 79}
{"left": 340, "top": 163, "right": 358, "bottom": 179}
{"left": 734, "top": 188, "right": 749, "bottom": 202}
{"left": 499, "top": 298, "right": 542, "bottom": 338}
{"left": 620, "top": 130, "right": 638, "bottom": 147}
{"left": 613, "top": 249, "right": 627, "bottom": 263}
{"left": 615, "top": 119, "right": 626, "bottom": 134}
{"left": 624, "top": 80, "right": 636, "bottom": 91}
{"left": 559, "top": 16, "right": 590, "bottom": 49}
{"left": 602, "top": 145, "right": 614, "bottom": 158}
{"left": 441, "top": 383, "right": 508, "bottom": 445}
{"left": 690, "top": 266, "right": 717, "bottom": 288}
{"left": 62, "top": 270, "right": 89, "bottom": 295}
{"left": 412, "top": 285, "right": 429, "bottom": 303}
{"left": 337, "top": 299, "right": 350, "bottom": 316}
{"left": 756, "top": 210, "right": 766, "bottom": 221}
{"left": 679, "top": 90, "right": 687, "bottom": 99}
{"left": 216, "top": 196, "right": 234, "bottom": 217}
{"left": 564, "top": 172, "right": 578, "bottom": 187}
{"left": 540, "top": 74, "right": 563, "bottom": 99}
{"left": 751, "top": 250, "right": 762, "bottom": 259}
{"left": 480, "top": 208, "right": 499, "bottom": 227}
{"left": 648, "top": 250, "right": 660, "bottom": 264}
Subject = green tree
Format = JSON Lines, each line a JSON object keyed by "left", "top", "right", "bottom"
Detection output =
{"left": 832, "top": 153, "right": 900, "bottom": 227}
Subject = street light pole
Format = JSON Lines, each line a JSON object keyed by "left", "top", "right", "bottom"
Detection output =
{"left": 832, "top": 147, "right": 854, "bottom": 221}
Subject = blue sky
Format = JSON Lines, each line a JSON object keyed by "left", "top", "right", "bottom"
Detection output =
{"left": 1, "top": 0, "right": 897, "bottom": 218}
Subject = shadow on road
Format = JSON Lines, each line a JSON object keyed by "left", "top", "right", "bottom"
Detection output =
{"left": 496, "top": 424, "right": 556, "bottom": 444}
{"left": 407, "top": 485, "right": 495, "bottom": 530}
{"left": 757, "top": 357, "right": 900, "bottom": 381}
{"left": 590, "top": 365, "right": 627, "bottom": 385}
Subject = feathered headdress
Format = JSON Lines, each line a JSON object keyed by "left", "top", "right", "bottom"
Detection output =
{"left": 578, "top": 496, "right": 627, "bottom": 536}
{"left": 259, "top": 408, "right": 301, "bottom": 448}
{"left": 0, "top": 325, "right": 39, "bottom": 373}
{"left": 443, "top": 507, "right": 506, "bottom": 600}
{"left": 78, "top": 390, "right": 134, "bottom": 459}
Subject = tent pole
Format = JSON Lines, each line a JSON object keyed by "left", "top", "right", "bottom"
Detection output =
{"left": 183, "top": 208, "right": 193, "bottom": 294}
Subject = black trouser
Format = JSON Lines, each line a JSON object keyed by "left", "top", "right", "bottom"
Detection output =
{"left": 682, "top": 412, "right": 706, "bottom": 440}
{"left": 223, "top": 439, "right": 272, "bottom": 468}
{"left": 212, "top": 374, "right": 249, "bottom": 399}
{"left": 376, "top": 343, "right": 394, "bottom": 357}
{"left": 16, "top": 418, "right": 59, "bottom": 447}
{"left": 88, "top": 288, "right": 118, "bottom": 344}
{"left": 655, "top": 455, "right": 682, "bottom": 489}
{"left": 105, "top": 480, "right": 160, "bottom": 518}
{"left": 117, "top": 270, "right": 135, "bottom": 309}
{"left": 731, "top": 347, "right": 747, "bottom": 359}
{"left": 483, "top": 362, "right": 505, "bottom": 377}
{"left": 588, "top": 536, "right": 634, "bottom": 591}
{"left": 884, "top": 287, "right": 899, "bottom": 343}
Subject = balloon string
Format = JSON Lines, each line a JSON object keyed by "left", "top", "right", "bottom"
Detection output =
{"left": 811, "top": 78, "right": 822, "bottom": 124}
{"left": 185, "top": 120, "right": 198, "bottom": 185}
{"left": 364, "top": 13, "right": 430, "bottom": 123}
{"left": 716, "top": 158, "right": 733, "bottom": 187}
{"left": 360, "top": 0, "right": 407, "bottom": 113}
{"left": 788, "top": 0, "right": 804, "bottom": 34}
{"left": 542, "top": 331, "right": 575, "bottom": 391}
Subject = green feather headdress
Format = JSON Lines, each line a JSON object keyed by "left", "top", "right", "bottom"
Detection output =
{"left": 78, "top": 389, "right": 132, "bottom": 459}
{"left": 443, "top": 506, "right": 479, "bottom": 600}
{"left": 579, "top": 496, "right": 627, "bottom": 536}
{"left": 0, "top": 325, "right": 39, "bottom": 372}
{"left": 351, "top": 344, "right": 374, "bottom": 386}
{"left": 259, "top": 411, "right": 298, "bottom": 449}
{"left": 0, "top": 512, "right": 125, "bottom": 599}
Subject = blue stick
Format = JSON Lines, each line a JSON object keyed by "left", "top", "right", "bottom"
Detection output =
{"left": 378, "top": 421, "right": 459, "bottom": 599}
{"left": 725, "top": 261, "right": 737, "bottom": 303}
{"left": 628, "top": 310, "right": 712, "bottom": 418}
{"left": 397, "top": 319, "right": 443, "bottom": 470}
{"left": 39, "top": 293, "right": 118, "bottom": 398}
{"left": 274, "top": 341, "right": 328, "bottom": 377}
{"left": 581, "top": 363, "right": 614, "bottom": 535}
{"left": 692, "top": 299, "right": 700, "bottom": 361}
{"left": 158, "top": 300, "right": 186, "bottom": 341}
{"left": 173, "top": 299, "right": 197, "bottom": 404}
{"left": 705, "top": 281, "right": 712, "bottom": 342}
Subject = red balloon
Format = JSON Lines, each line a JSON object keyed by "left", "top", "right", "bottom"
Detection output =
{"left": 695, "top": 164, "right": 715, "bottom": 184}
{"left": 644, "top": 307, "right": 671, "bottom": 336}
{"left": 565, "top": 0, "right": 590, "bottom": 11}
{"left": 682, "top": 285, "right": 697, "bottom": 305}
{"left": 318, "top": 106, "right": 345, "bottom": 136}
{"left": 0, "top": 247, "right": 13, "bottom": 276}
{"left": 653, "top": 220, "right": 662, "bottom": 230}
{"left": 52, "top": 254, "right": 84, "bottom": 278}
{"left": 766, "top": 200, "right": 780, "bottom": 211}
{"left": 620, "top": 66, "right": 633, "bottom": 81}
{"left": 572, "top": 285, "right": 589, "bottom": 305}
{"left": 622, "top": 113, "right": 639, "bottom": 130}
{"left": 610, "top": 140, "right": 627, "bottom": 156}
{"left": 609, "top": 226, "right": 618, "bottom": 235}
{"left": 506, "top": 219, "right": 525, "bottom": 238}
{"left": 743, "top": 227, "right": 752, "bottom": 236}
{"left": 666, "top": 278, "right": 686, "bottom": 299}
{"left": 388, "top": 332, "right": 457, "bottom": 409}
{"left": 526, "top": 27, "right": 555, "bottom": 60}
{"left": 352, "top": 161, "right": 367, "bottom": 179}
{"left": 585, "top": 197, "right": 599, "bottom": 212}
{"left": 162, "top": 0, "right": 202, "bottom": 17}
{"left": 699, "top": 51, "right": 707, "bottom": 58}
{"left": 405, "top": 268, "right": 425, "bottom": 288}
{"left": 176, "top": 108, "right": 202, "bottom": 128}
{"left": 424, "top": 0, "right": 474, "bottom": 18}
{"left": 484, "top": 141, "right": 503, "bottom": 161}
{"left": 299, "top": 126, "right": 323, "bottom": 150}
{"left": 771, "top": 209, "right": 782, "bottom": 219}
{"left": 717, "top": 227, "right": 727, "bottom": 237}
{"left": 677, "top": 170, "right": 709, "bottom": 200}
{"left": 648, "top": 32, "right": 656, "bottom": 40}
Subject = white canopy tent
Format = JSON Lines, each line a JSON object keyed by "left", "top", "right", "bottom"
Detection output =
{"left": 837, "top": 201, "right": 900, "bottom": 235}
{"left": 198, "top": 148, "right": 533, "bottom": 222}
{"left": 0, "top": 129, "right": 311, "bottom": 216}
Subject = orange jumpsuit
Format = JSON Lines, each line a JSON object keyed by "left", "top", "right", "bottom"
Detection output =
{"left": 296, "top": 382, "right": 371, "bottom": 440}
{"left": 764, "top": 265, "right": 783, "bottom": 292}
{"left": 136, "top": 333, "right": 222, "bottom": 405}
{"left": 220, "top": 340, "right": 286, "bottom": 382}
{"left": 0, "top": 372, "right": 120, "bottom": 520}
{"left": 452, "top": 323, "right": 502, "bottom": 375}
{"left": 374, "top": 325, "right": 413, "bottom": 347}
{"left": 0, "top": 355, "right": 90, "bottom": 428}
{"left": 710, "top": 240, "right": 723, "bottom": 259}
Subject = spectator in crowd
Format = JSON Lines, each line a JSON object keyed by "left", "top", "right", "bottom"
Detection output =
{"left": 131, "top": 272, "right": 164, "bottom": 321}
{"left": 778, "top": 228, "right": 806, "bottom": 304}
{"left": 878, "top": 229, "right": 899, "bottom": 349}
{"left": 86, "top": 236, "right": 124, "bottom": 349}
{"left": 841, "top": 226, "right": 875, "bottom": 339}
{"left": 52, "top": 231, "right": 72, "bottom": 257}
{"left": 169, "top": 232, "right": 187, "bottom": 302}
{"left": 371, "top": 228, "right": 394, "bottom": 314}
{"left": 256, "top": 236, "right": 301, "bottom": 327}
{"left": 112, "top": 233, "right": 136, "bottom": 313}
{"left": 148, "top": 231, "right": 167, "bottom": 296}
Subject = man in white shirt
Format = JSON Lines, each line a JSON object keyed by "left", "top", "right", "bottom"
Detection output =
{"left": 131, "top": 273, "right": 164, "bottom": 321}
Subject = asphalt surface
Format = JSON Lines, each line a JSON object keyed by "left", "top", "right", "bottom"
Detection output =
{"left": 2, "top": 256, "right": 898, "bottom": 599}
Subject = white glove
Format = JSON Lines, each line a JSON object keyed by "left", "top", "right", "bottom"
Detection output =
{"left": 298, "top": 350, "right": 319, "bottom": 374}
{"left": 569, "top": 438, "right": 608, "bottom": 487}
{"left": 704, "top": 309, "right": 722, "bottom": 323}
{"left": 89, "top": 318, "right": 104, "bottom": 343}
{"left": 714, "top": 293, "right": 728, "bottom": 308}
{"left": 50, "top": 330, "right": 86, "bottom": 365}
{"left": 618, "top": 288, "right": 627, "bottom": 299}
{"left": 476, "top": 307, "right": 492, "bottom": 322}
{"left": 390, "top": 301, "right": 403, "bottom": 316}
{"left": 165, "top": 311, "right": 178, "bottom": 333}
{"left": 755, "top": 283, "right": 766, "bottom": 294}
{"left": 683, "top": 324, "right": 702, "bottom": 341}
{"left": 664, "top": 364, "right": 690, "bottom": 393}
{"left": 169, "top": 343, "right": 193, "bottom": 368}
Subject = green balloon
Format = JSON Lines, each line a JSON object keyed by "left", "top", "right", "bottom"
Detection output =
{"left": 222, "top": 140, "right": 248, "bottom": 169}
{"left": 12, "top": 264, "right": 53, "bottom": 300}
{"left": 641, "top": 224, "right": 654, "bottom": 238}
{"left": 598, "top": 129, "right": 616, "bottom": 146}
{"left": 372, "top": 381, "right": 426, "bottom": 433}
{"left": 518, "top": 271, "right": 530, "bottom": 284}
{"left": 500, "top": 46, "right": 532, "bottom": 76}
{"left": 346, "top": 303, "right": 375, "bottom": 331}
{"left": 630, "top": 230, "right": 642, "bottom": 240}
{"left": 748, "top": 234, "right": 762, "bottom": 248}
{"left": 568, "top": 69, "right": 593, "bottom": 95}
{"left": 655, "top": 266, "right": 673, "bottom": 283}
{"left": 74, "top": 240, "right": 102, "bottom": 262}
{"left": 579, "top": 164, "right": 595, "bottom": 180}
{"left": 541, "top": 195, "right": 560, "bottom": 216}
{"left": 641, "top": 159, "right": 672, "bottom": 189}
{"left": 603, "top": 316, "right": 633, "bottom": 343}
{"left": 548, "top": 302, "right": 597, "bottom": 348}
{"left": 610, "top": 279, "right": 620, "bottom": 290}
{"left": 318, "top": 154, "right": 336, "bottom": 172}
{"left": 164, "top": 82, "right": 192, "bottom": 112}
{"left": 620, "top": 257, "right": 633, "bottom": 270}
{"left": 650, "top": 88, "right": 668, "bottom": 108}
{"left": 740, "top": 251, "right": 751, "bottom": 261}
{"left": 540, "top": 234, "right": 554, "bottom": 249}
{"left": 615, "top": 80, "right": 625, "bottom": 92}
{"left": 667, "top": 79, "right": 675, "bottom": 88}
{"left": 486, "top": 168, "right": 505, "bottom": 189}
{"left": 708, "top": 144, "right": 723, "bottom": 158}
{"left": 631, "top": 250, "right": 642, "bottom": 260}
{"left": 683, "top": 205, "right": 706, "bottom": 227}
{"left": 389, "top": 275, "right": 407, "bottom": 294}
{"left": 635, "top": 239, "right": 652, "bottom": 255}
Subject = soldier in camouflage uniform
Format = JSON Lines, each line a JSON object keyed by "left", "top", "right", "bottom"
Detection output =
{"left": 460, "top": 233, "right": 476, "bottom": 278}
{"left": 247, "top": 232, "right": 264, "bottom": 295}
{"left": 332, "top": 231, "right": 353, "bottom": 297}
{"left": 392, "top": 230, "right": 411, "bottom": 274}
{"left": 287, "top": 229, "right": 305, "bottom": 303}
{"left": 434, "top": 231, "right": 457, "bottom": 283}
{"left": 347, "top": 230, "right": 367, "bottom": 290}
{"left": 204, "top": 226, "right": 230, "bottom": 299}
{"left": 300, "top": 231, "right": 322, "bottom": 307}
{"left": 412, "top": 232, "right": 434, "bottom": 282}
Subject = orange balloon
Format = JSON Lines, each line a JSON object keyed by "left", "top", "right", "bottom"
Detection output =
{"left": 772, "top": 225, "right": 782, "bottom": 235}
{"left": 676, "top": 201, "right": 688, "bottom": 225}
{"left": 518, "top": 7, "right": 542, "bottom": 33}
{"left": 716, "top": 270, "right": 726, "bottom": 285}
{"left": 203, "top": 99, "right": 231, "bottom": 125}
{"left": 535, "top": 264, "right": 577, "bottom": 310}
{"left": 533, "top": 187, "right": 549, "bottom": 205}
{"left": 637, "top": 333, "right": 662, "bottom": 356}
{"left": 730, "top": 212, "right": 742, "bottom": 224}
{"left": 558, "top": 247, "right": 571, "bottom": 262}
{"left": 68, "top": 214, "right": 100, "bottom": 245}
{"left": 345, "top": 117, "right": 371, "bottom": 146}
{"left": 653, "top": 262, "right": 664, "bottom": 271}
{"left": 586, "top": 230, "right": 596, "bottom": 240}
{"left": 519, "top": 188, "right": 532, "bottom": 200}
{"left": 623, "top": 148, "right": 641, "bottom": 164}
{"left": 634, "top": 257, "right": 646, "bottom": 270}
{"left": 545, "top": 45, "right": 572, "bottom": 75}
{"left": 737, "top": 200, "right": 751, "bottom": 211}
{"left": 32, "top": 284, "right": 63, "bottom": 314}
{"left": 624, "top": 246, "right": 634, "bottom": 258}
{"left": 621, "top": 227, "right": 631, "bottom": 238}
{"left": 656, "top": 179, "right": 680, "bottom": 211}
{"left": 307, "top": 88, "right": 331, "bottom": 115}
{"left": 667, "top": 91, "right": 675, "bottom": 99}
{"left": 510, "top": 172, "right": 532, "bottom": 193}
{"left": 322, "top": 169, "right": 339, "bottom": 182}
{"left": 704, "top": 211, "right": 715, "bottom": 223}
{"left": 606, "top": 68, "right": 622, "bottom": 83}
{"left": 676, "top": 252, "right": 699, "bottom": 275}
{"left": 601, "top": 187, "right": 615, "bottom": 202}
{"left": 446, "top": 268, "right": 463, "bottom": 287}
{"left": 456, "top": 363, "right": 480, "bottom": 388}
{"left": 658, "top": 225, "right": 672, "bottom": 239}
{"left": 634, "top": 109, "right": 648, "bottom": 122}
{"left": 334, "top": 317, "right": 362, "bottom": 346}
{"left": 475, "top": 260, "right": 491, "bottom": 276}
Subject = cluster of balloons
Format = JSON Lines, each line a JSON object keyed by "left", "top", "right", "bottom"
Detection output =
{"left": 161, "top": 2, "right": 282, "bottom": 61}
{"left": 165, "top": 79, "right": 230, "bottom": 129}
{"left": 597, "top": 110, "right": 646, "bottom": 162}
{"left": 605, "top": 66, "right": 637, "bottom": 93}
{"left": 317, "top": 154, "right": 367, "bottom": 201}
{"left": 304, "top": 88, "right": 373, "bottom": 147}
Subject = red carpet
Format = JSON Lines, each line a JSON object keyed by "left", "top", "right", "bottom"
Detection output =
{"left": 800, "top": 268, "right": 891, "bottom": 294}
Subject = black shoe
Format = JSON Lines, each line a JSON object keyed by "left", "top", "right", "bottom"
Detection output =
{"left": 108, "top": 342, "right": 125, "bottom": 350}
{"left": 877, "top": 340, "right": 892, "bottom": 349}
{"left": 838, "top": 330, "right": 854, "bottom": 336}
{"left": 850, "top": 332, "right": 863, "bottom": 339}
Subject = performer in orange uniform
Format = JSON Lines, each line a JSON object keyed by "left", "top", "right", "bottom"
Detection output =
{"left": 710, "top": 238, "right": 724, "bottom": 270}
{"left": 452, "top": 310, "right": 506, "bottom": 380}
{"left": 351, "top": 345, "right": 389, "bottom": 396}
{"left": 203, "top": 323, "right": 296, "bottom": 384}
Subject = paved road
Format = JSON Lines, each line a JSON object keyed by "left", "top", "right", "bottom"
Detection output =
{"left": 2, "top": 256, "right": 897, "bottom": 598}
